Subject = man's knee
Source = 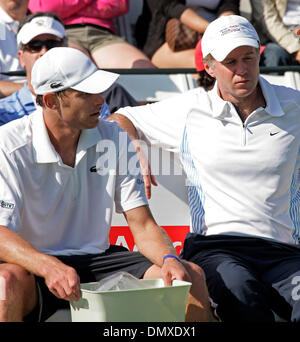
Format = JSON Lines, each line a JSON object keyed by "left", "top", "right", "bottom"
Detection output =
{"left": 0, "top": 264, "right": 37, "bottom": 319}
{"left": 0, "top": 264, "right": 34, "bottom": 294}
{"left": 181, "top": 260, "right": 207, "bottom": 285}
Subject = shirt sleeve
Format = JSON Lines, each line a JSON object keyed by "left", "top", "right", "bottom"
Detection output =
{"left": 116, "top": 90, "right": 198, "bottom": 153}
{"left": 0, "top": 147, "right": 22, "bottom": 231}
{"left": 114, "top": 127, "right": 148, "bottom": 213}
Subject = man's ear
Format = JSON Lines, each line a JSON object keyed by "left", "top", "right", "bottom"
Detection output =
{"left": 204, "top": 62, "right": 216, "bottom": 79}
{"left": 18, "top": 50, "right": 25, "bottom": 69}
{"left": 43, "top": 93, "right": 59, "bottom": 110}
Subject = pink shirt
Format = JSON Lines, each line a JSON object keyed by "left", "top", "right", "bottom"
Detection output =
{"left": 28, "top": 0, "right": 129, "bottom": 32}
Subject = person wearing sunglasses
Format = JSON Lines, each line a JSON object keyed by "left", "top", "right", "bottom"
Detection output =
{"left": 0, "top": 11, "right": 140, "bottom": 126}
{"left": 17, "top": 12, "right": 67, "bottom": 96}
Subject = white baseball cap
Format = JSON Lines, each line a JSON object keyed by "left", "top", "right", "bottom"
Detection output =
{"left": 202, "top": 15, "right": 260, "bottom": 61}
{"left": 31, "top": 47, "right": 119, "bottom": 95}
{"left": 17, "top": 16, "right": 66, "bottom": 45}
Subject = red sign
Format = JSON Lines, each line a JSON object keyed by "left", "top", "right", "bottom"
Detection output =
{"left": 109, "top": 226, "right": 190, "bottom": 255}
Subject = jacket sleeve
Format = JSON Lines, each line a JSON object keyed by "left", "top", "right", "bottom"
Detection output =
{"left": 259, "top": 0, "right": 300, "bottom": 54}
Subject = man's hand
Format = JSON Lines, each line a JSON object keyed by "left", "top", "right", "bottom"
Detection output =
{"left": 161, "top": 257, "right": 192, "bottom": 286}
{"left": 42, "top": 256, "right": 81, "bottom": 301}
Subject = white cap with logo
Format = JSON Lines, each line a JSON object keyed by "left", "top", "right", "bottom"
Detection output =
{"left": 31, "top": 47, "right": 119, "bottom": 95}
{"left": 17, "top": 16, "right": 66, "bottom": 45}
{"left": 202, "top": 15, "right": 260, "bottom": 61}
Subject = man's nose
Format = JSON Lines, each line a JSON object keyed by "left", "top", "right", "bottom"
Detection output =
{"left": 94, "top": 93, "right": 105, "bottom": 106}
{"left": 235, "top": 60, "right": 247, "bottom": 75}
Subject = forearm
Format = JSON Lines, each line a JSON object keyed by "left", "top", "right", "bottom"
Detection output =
{"left": 180, "top": 8, "right": 209, "bottom": 34}
{"left": 124, "top": 207, "right": 177, "bottom": 266}
{"left": 108, "top": 113, "right": 143, "bottom": 157}
{"left": 108, "top": 113, "right": 137, "bottom": 141}
{"left": 0, "top": 81, "right": 24, "bottom": 98}
{"left": 0, "top": 226, "right": 62, "bottom": 279}
{"left": 137, "top": 225, "right": 176, "bottom": 266}
{"left": 0, "top": 226, "right": 81, "bottom": 300}
{"left": 125, "top": 206, "right": 189, "bottom": 285}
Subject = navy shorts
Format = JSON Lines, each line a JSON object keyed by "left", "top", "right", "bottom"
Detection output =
{"left": 181, "top": 233, "right": 300, "bottom": 322}
{"left": 25, "top": 245, "right": 153, "bottom": 322}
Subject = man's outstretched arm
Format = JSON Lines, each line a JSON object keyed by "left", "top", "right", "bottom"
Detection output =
{"left": 108, "top": 113, "right": 157, "bottom": 199}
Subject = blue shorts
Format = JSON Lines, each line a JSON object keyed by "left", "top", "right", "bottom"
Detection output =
{"left": 181, "top": 233, "right": 300, "bottom": 322}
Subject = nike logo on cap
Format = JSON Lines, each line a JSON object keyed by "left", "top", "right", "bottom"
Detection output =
{"left": 270, "top": 131, "right": 279, "bottom": 136}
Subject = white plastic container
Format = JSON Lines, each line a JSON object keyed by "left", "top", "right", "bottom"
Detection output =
{"left": 70, "top": 279, "right": 191, "bottom": 322}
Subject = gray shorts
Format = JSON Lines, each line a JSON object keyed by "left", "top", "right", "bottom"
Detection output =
{"left": 25, "top": 245, "right": 153, "bottom": 322}
{"left": 65, "top": 24, "right": 126, "bottom": 54}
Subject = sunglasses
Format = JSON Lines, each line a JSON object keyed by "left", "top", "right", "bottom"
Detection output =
{"left": 24, "top": 39, "right": 63, "bottom": 52}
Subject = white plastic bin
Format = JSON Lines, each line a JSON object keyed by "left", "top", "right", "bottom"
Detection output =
{"left": 70, "top": 279, "right": 191, "bottom": 322}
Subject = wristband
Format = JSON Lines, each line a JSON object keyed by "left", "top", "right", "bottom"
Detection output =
{"left": 162, "top": 254, "right": 182, "bottom": 264}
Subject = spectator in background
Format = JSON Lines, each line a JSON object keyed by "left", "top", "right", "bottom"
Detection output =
{"left": 0, "top": 11, "right": 139, "bottom": 127}
{"left": 27, "top": 0, "right": 155, "bottom": 68}
{"left": 0, "top": 0, "right": 28, "bottom": 98}
{"left": 135, "top": 0, "right": 240, "bottom": 68}
{"left": 250, "top": 0, "right": 300, "bottom": 68}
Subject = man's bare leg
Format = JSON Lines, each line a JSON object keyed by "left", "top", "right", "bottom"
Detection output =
{"left": 143, "top": 261, "right": 215, "bottom": 322}
{"left": 0, "top": 264, "right": 37, "bottom": 322}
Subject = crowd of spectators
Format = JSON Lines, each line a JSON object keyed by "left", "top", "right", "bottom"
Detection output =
{"left": 1, "top": 1, "right": 300, "bottom": 107}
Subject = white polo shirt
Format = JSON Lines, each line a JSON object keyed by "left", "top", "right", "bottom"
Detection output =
{"left": 118, "top": 76, "right": 300, "bottom": 245}
{"left": 0, "top": 108, "right": 147, "bottom": 255}
{"left": 0, "top": 7, "right": 25, "bottom": 82}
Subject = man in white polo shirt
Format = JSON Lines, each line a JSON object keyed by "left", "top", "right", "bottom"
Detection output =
{"left": 110, "top": 15, "right": 300, "bottom": 321}
{"left": 0, "top": 47, "right": 212, "bottom": 322}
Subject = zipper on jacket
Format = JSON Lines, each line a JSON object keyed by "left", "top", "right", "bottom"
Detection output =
{"left": 242, "top": 123, "right": 247, "bottom": 146}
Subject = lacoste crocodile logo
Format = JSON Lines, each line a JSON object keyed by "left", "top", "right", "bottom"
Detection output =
{"left": 89, "top": 165, "right": 102, "bottom": 172}
{"left": 50, "top": 82, "right": 63, "bottom": 89}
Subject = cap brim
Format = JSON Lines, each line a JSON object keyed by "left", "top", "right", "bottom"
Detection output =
{"left": 20, "top": 28, "right": 65, "bottom": 44}
{"left": 71, "top": 70, "right": 119, "bottom": 94}
{"left": 211, "top": 38, "right": 259, "bottom": 61}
